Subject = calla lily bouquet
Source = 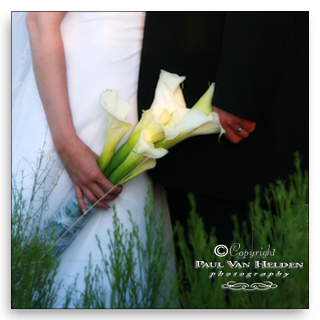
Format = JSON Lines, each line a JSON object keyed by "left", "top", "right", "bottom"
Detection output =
{"left": 98, "top": 70, "right": 224, "bottom": 185}
{"left": 43, "top": 70, "right": 225, "bottom": 256}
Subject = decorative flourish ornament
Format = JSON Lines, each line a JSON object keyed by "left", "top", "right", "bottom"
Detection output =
{"left": 221, "top": 281, "right": 278, "bottom": 291}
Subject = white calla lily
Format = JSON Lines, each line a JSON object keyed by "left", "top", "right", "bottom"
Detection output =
{"left": 156, "top": 83, "right": 225, "bottom": 149}
{"left": 159, "top": 108, "right": 224, "bottom": 150}
{"left": 149, "top": 70, "right": 186, "bottom": 125}
{"left": 131, "top": 109, "right": 167, "bottom": 144}
{"left": 103, "top": 108, "right": 174, "bottom": 177}
{"left": 134, "top": 129, "right": 168, "bottom": 159}
{"left": 141, "top": 109, "right": 180, "bottom": 144}
{"left": 97, "top": 90, "right": 133, "bottom": 171}
{"left": 101, "top": 70, "right": 225, "bottom": 185}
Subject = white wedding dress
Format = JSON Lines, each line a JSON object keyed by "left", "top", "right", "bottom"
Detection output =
{"left": 12, "top": 12, "right": 173, "bottom": 308}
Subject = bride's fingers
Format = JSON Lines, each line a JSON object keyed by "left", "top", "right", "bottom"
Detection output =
{"left": 82, "top": 187, "right": 111, "bottom": 210}
{"left": 87, "top": 149, "right": 120, "bottom": 194}
{"left": 93, "top": 170, "right": 122, "bottom": 195}
{"left": 89, "top": 183, "right": 118, "bottom": 202}
{"left": 74, "top": 184, "right": 88, "bottom": 213}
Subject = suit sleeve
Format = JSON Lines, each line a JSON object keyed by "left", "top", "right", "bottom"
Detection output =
{"left": 212, "top": 12, "right": 295, "bottom": 122}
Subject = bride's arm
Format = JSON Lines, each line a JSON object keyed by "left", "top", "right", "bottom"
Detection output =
{"left": 26, "top": 12, "right": 122, "bottom": 212}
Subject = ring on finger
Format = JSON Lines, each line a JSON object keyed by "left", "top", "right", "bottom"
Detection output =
{"left": 235, "top": 127, "right": 243, "bottom": 134}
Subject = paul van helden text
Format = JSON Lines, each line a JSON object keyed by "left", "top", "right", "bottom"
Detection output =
{"left": 194, "top": 260, "right": 304, "bottom": 279}
{"left": 195, "top": 244, "right": 304, "bottom": 279}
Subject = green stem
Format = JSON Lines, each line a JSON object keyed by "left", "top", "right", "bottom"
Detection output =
{"left": 107, "top": 153, "right": 145, "bottom": 185}
{"left": 103, "top": 131, "right": 140, "bottom": 178}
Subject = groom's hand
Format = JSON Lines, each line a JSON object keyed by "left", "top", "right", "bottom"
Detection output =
{"left": 214, "top": 106, "right": 256, "bottom": 144}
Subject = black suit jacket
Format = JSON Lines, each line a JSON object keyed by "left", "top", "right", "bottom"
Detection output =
{"left": 138, "top": 12, "right": 309, "bottom": 202}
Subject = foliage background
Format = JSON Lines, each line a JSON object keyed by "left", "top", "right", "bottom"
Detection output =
{"left": 11, "top": 153, "right": 309, "bottom": 309}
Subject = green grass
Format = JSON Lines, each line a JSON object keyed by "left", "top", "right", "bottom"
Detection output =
{"left": 174, "top": 153, "right": 308, "bottom": 308}
{"left": 12, "top": 153, "right": 308, "bottom": 308}
{"left": 11, "top": 150, "right": 62, "bottom": 308}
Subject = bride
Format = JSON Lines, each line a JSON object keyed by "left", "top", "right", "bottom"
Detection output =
{"left": 12, "top": 12, "right": 173, "bottom": 308}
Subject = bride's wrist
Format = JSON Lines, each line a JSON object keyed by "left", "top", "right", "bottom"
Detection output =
{"left": 52, "top": 129, "right": 79, "bottom": 157}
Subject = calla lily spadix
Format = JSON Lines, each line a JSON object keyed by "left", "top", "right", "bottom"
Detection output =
{"left": 97, "top": 90, "right": 133, "bottom": 172}
{"left": 107, "top": 129, "right": 168, "bottom": 185}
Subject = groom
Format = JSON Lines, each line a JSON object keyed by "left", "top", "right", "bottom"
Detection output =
{"left": 137, "top": 12, "right": 309, "bottom": 247}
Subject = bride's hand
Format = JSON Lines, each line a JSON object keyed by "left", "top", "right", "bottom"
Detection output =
{"left": 56, "top": 136, "right": 122, "bottom": 213}
{"left": 27, "top": 12, "right": 122, "bottom": 212}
